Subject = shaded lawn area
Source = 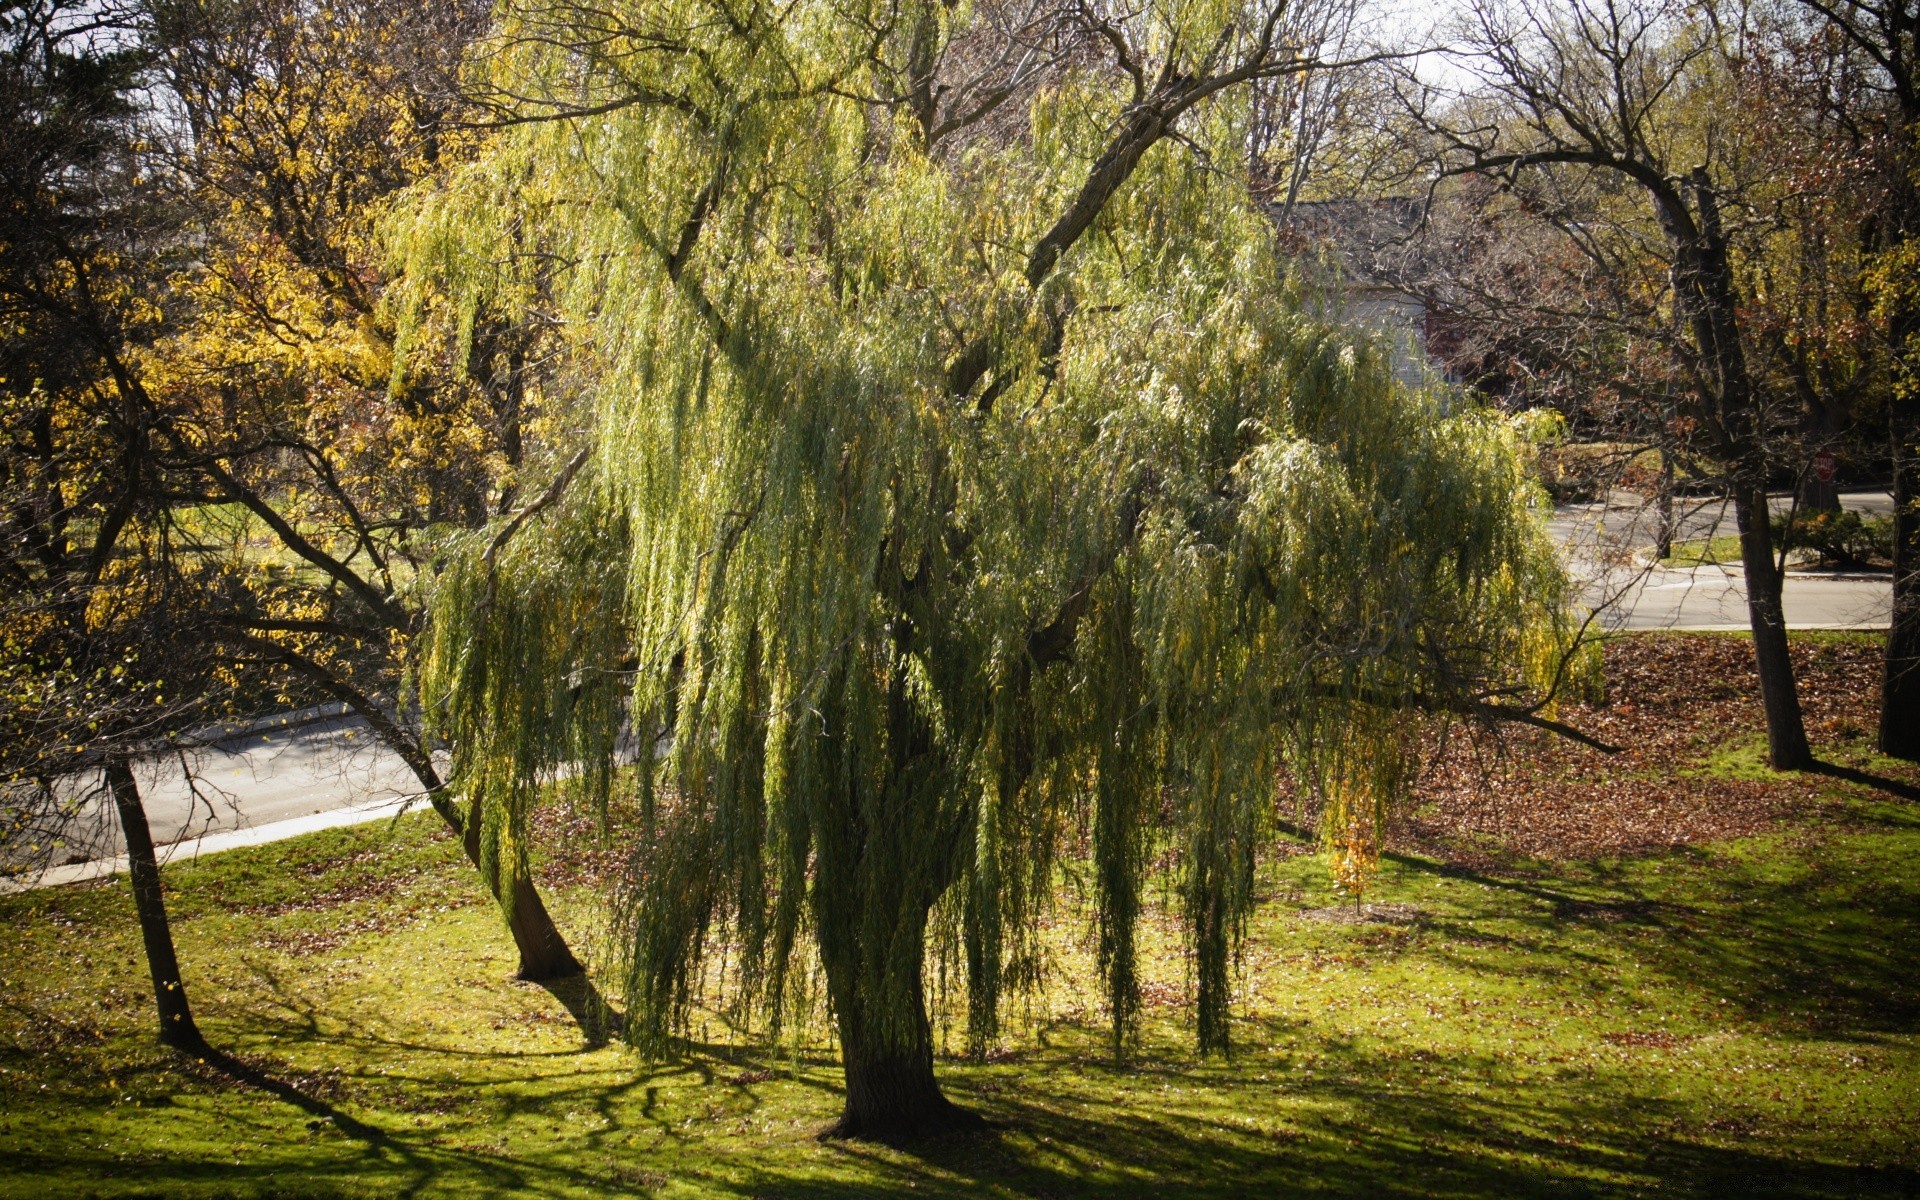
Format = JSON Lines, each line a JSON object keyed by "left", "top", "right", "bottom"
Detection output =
{"left": 1, "top": 633, "right": 1917, "bottom": 1198}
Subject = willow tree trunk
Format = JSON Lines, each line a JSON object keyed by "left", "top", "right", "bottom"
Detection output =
{"left": 412, "top": 746, "right": 578, "bottom": 980}
{"left": 815, "top": 897, "right": 973, "bottom": 1140}
{"left": 303, "top": 675, "right": 583, "bottom": 981}
{"left": 811, "top": 783, "right": 978, "bottom": 1140}
{"left": 106, "top": 758, "right": 206, "bottom": 1053}
{"left": 454, "top": 797, "right": 581, "bottom": 981}
{"left": 1883, "top": 400, "right": 1920, "bottom": 760}
{"left": 807, "top": 657, "right": 980, "bottom": 1141}
{"left": 1734, "top": 483, "right": 1815, "bottom": 769}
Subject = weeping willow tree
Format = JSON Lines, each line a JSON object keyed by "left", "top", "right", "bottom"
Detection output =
{"left": 401, "top": 0, "right": 1584, "bottom": 1138}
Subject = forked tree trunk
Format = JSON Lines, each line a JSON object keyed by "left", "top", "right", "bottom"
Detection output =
{"left": 1883, "top": 405, "right": 1920, "bottom": 760}
{"left": 1733, "top": 484, "right": 1815, "bottom": 770}
{"left": 106, "top": 758, "right": 206, "bottom": 1053}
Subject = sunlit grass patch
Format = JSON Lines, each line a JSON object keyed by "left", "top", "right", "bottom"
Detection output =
{"left": 2, "top": 632, "right": 1917, "bottom": 1197}
{"left": 1687, "top": 735, "right": 1775, "bottom": 782}
{"left": 1660, "top": 534, "right": 1747, "bottom": 567}
{"left": 3, "top": 798, "right": 1917, "bottom": 1197}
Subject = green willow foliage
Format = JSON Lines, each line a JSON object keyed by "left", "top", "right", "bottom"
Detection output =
{"left": 401, "top": 0, "right": 1577, "bottom": 1106}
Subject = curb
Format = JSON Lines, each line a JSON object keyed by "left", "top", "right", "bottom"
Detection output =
{"left": 182, "top": 701, "right": 356, "bottom": 748}
{"left": 0, "top": 791, "right": 424, "bottom": 895}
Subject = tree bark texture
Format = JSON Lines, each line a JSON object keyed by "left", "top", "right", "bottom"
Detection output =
{"left": 816, "top": 898, "right": 978, "bottom": 1140}
{"left": 1882, "top": 397, "right": 1920, "bottom": 759}
{"left": 808, "top": 660, "right": 980, "bottom": 1141}
{"left": 456, "top": 802, "right": 582, "bottom": 981}
{"left": 1734, "top": 484, "right": 1815, "bottom": 769}
{"left": 412, "top": 738, "right": 579, "bottom": 979}
{"left": 826, "top": 949, "right": 976, "bottom": 1140}
{"left": 106, "top": 758, "right": 206, "bottom": 1052}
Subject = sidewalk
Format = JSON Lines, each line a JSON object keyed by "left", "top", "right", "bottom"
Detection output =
{"left": 0, "top": 789, "right": 423, "bottom": 895}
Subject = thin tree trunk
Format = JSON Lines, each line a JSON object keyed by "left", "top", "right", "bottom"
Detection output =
{"left": 1655, "top": 443, "right": 1676, "bottom": 561}
{"left": 457, "top": 801, "right": 581, "bottom": 981}
{"left": 1734, "top": 484, "right": 1815, "bottom": 769}
{"left": 1660, "top": 176, "right": 1813, "bottom": 771}
{"left": 1882, "top": 399, "right": 1920, "bottom": 760}
{"left": 106, "top": 758, "right": 206, "bottom": 1053}
{"left": 1874, "top": 77, "right": 1920, "bottom": 761}
{"left": 266, "top": 651, "right": 584, "bottom": 980}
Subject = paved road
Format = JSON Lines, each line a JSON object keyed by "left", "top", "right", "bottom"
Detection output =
{"left": 1548, "top": 489, "right": 1895, "bottom": 552}
{"left": 2, "top": 709, "right": 430, "bottom": 894}
{"left": 1551, "top": 489, "right": 1894, "bottom": 632}
{"left": 7, "top": 489, "right": 1897, "bottom": 891}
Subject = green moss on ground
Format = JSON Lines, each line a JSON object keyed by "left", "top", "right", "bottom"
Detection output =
{"left": 2, "top": 641, "right": 1917, "bottom": 1198}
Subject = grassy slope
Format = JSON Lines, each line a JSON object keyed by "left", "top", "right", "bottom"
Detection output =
{"left": 2, "top": 639, "right": 1917, "bottom": 1198}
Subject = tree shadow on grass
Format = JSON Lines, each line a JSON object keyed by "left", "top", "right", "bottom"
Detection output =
{"left": 1806, "top": 758, "right": 1920, "bottom": 802}
{"left": 17, "top": 789, "right": 1918, "bottom": 1199}
{"left": 529, "top": 969, "right": 623, "bottom": 1047}
{"left": 1572, "top": 839, "right": 1920, "bottom": 1036}
{"left": 740, "top": 815, "right": 1919, "bottom": 1199}
{"left": 19, "top": 1028, "right": 1908, "bottom": 1200}
{"left": 738, "top": 1043, "right": 1919, "bottom": 1200}
{"left": 1376, "top": 825, "right": 1920, "bottom": 1036}
{"left": 195, "top": 1043, "right": 392, "bottom": 1147}
{"left": 7, "top": 1032, "right": 671, "bottom": 1200}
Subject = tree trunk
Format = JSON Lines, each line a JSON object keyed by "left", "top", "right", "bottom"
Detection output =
{"left": 832, "top": 997, "right": 972, "bottom": 1140}
{"left": 107, "top": 758, "right": 206, "bottom": 1053}
{"left": 1734, "top": 485, "right": 1815, "bottom": 769}
{"left": 816, "top": 895, "right": 978, "bottom": 1141}
{"left": 1659, "top": 176, "right": 1813, "bottom": 771}
{"left": 1798, "top": 467, "right": 1841, "bottom": 515}
{"left": 329, "top": 700, "right": 583, "bottom": 979}
{"left": 1655, "top": 443, "right": 1676, "bottom": 561}
{"left": 458, "top": 806, "right": 581, "bottom": 981}
{"left": 1882, "top": 400, "right": 1920, "bottom": 760}
{"left": 807, "top": 662, "right": 980, "bottom": 1140}
{"left": 282, "top": 666, "right": 584, "bottom": 981}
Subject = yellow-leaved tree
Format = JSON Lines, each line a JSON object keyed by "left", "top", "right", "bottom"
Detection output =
{"left": 146, "top": 0, "right": 584, "bottom": 978}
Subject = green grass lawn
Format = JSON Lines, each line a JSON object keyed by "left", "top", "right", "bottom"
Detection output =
{"left": 2, "top": 640, "right": 1917, "bottom": 1197}
{"left": 1660, "top": 534, "right": 1747, "bottom": 568}
{"left": 168, "top": 500, "right": 422, "bottom": 595}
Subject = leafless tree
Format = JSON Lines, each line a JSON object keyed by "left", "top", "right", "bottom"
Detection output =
{"left": 1773, "top": 0, "right": 1920, "bottom": 758}
{"left": 1393, "top": 0, "right": 1818, "bottom": 768}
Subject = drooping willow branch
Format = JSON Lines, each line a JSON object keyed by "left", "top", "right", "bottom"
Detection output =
{"left": 479, "top": 446, "right": 592, "bottom": 617}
